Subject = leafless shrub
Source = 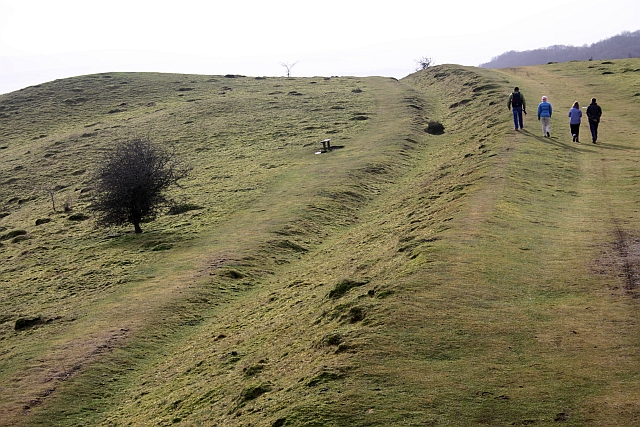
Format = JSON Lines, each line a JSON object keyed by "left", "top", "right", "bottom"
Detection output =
{"left": 92, "top": 138, "right": 191, "bottom": 233}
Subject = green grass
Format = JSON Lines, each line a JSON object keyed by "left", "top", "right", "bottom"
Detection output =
{"left": 1, "top": 60, "right": 639, "bottom": 426}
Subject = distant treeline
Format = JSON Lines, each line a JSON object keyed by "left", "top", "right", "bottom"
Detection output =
{"left": 480, "top": 30, "right": 640, "bottom": 68}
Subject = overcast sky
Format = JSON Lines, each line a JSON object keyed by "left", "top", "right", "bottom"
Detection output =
{"left": 1, "top": 0, "right": 639, "bottom": 94}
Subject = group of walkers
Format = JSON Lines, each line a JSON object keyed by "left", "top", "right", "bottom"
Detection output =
{"left": 507, "top": 87, "right": 603, "bottom": 144}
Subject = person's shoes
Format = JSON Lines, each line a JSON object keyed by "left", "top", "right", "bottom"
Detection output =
{"left": 572, "top": 134, "right": 577, "bottom": 142}
{"left": 546, "top": 132, "right": 550, "bottom": 137}
{"left": 515, "top": 128, "right": 519, "bottom": 131}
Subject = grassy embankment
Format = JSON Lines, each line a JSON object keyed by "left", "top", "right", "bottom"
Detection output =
{"left": 0, "top": 59, "right": 639, "bottom": 426}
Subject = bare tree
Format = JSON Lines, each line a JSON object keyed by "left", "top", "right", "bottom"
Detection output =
{"left": 44, "top": 186, "right": 58, "bottom": 212}
{"left": 42, "top": 185, "right": 67, "bottom": 212}
{"left": 415, "top": 56, "right": 434, "bottom": 71}
{"left": 92, "top": 138, "right": 191, "bottom": 233}
{"left": 280, "top": 61, "right": 299, "bottom": 78}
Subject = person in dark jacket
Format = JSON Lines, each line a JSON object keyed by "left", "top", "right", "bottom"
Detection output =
{"left": 568, "top": 101, "right": 582, "bottom": 142}
{"left": 586, "top": 98, "right": 602, "bottom": 143}
{"left": 507, "top": 87, "right": 526, "bottom": 131}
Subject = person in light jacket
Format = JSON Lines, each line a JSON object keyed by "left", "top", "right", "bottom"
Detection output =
{"left": 568, "top": 101, "right": 582, "bottom": 142}
{"left": 537, "top": 96, "right": 553, "bottom": 137}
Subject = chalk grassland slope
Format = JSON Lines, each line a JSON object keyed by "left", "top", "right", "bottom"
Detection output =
{"left": 0, "top": 73, "right": 388, "bottom": 424}
{"left": 0, "top": 59, "right": 639, "bottom": 427}
{"left": 399, "top": 61, "right": 640, "bottom": 426}
{"left": 103, "top": 61, "right": 640, "bottom": 427}
{"left": 0, "top": 67, "right": 504, "bottom": 427}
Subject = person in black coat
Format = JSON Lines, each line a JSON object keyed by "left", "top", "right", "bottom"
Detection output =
{"left": 507, "top": 87, "right": 527, "bottom": 131}
{"left": 586, "top": 98, "right": 602, "bottom": 144}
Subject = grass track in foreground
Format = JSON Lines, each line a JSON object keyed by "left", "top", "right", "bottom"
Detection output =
{"left": 1, "top": 60, "right": 639, "bottom": 426}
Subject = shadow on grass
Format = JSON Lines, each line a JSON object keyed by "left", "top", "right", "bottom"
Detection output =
{"left": 521, "top": 129, "right": 597, "bottom": 153}
{"left": 593, "top": 141, "right": 640, "bottom": 151}
{"left": 521, "top": 129, "right": 638, "bottom": 153}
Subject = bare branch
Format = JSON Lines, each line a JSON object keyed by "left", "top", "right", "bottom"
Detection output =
{"left": 280, "top": 61, "right": 299, "bottom": 78}
{"left": 415, "top": 56, "right": 433, "bottom": 71}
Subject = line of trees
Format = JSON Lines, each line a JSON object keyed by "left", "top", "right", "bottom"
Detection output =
{"left": 480, "top": 30, "right": 640, "bottom": 68}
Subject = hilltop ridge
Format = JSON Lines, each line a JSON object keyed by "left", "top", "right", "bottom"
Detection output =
{"left": 1, "top": 60, "right": 639, "bottom": 426}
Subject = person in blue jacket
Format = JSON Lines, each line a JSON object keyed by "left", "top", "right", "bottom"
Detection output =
{"left": 567, "top": 101, "right": 582, "bottom": 142}
{"left": 537, "top": 96, "right": 553, "bottom": 137}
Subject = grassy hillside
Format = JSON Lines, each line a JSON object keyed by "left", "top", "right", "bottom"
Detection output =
{"left": 1, "top": 60, "right": 639, "bottom": 426}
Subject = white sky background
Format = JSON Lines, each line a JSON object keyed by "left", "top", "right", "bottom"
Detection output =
{"left": 1, "top": 0, "right": 639, "bottom": 94}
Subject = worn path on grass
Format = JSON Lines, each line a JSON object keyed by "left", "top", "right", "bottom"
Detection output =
{"left": 5, "top": 62, "right": 640, "bottom": 426}
{"left": 4, "top": 76, "right": 422, "bottom": 426}
{"left": 402, "top": 62, "right": 640, "bottom": 424}
{"left": 293, "top": 62, "right": 640, "bottom": 425}
{"left": 118, "top": 63, "right": 640, "bottom": 426}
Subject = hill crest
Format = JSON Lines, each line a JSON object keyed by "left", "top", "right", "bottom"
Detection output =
{"left": 1, "top": 60, "right": 640, "bottom": 426}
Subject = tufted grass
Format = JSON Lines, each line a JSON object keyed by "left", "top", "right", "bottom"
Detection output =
{"left": 1, "top": 60, "right": 639, "bottom": 426}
